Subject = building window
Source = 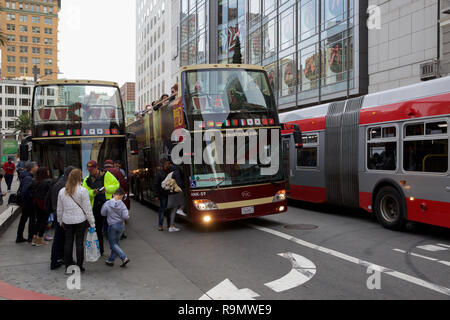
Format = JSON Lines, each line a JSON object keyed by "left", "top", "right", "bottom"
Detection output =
{"left": 32, "top": 26, "right": 41, "bottom": 34}
{"left": 403, "top": 121, "right": 448, "bottom": 173}
{"left": 7, "top": 66, "right": 16, "bottom": 74}
{"left": 7, "top": 110, "right": 16, "bottom": 117}
{"left": 6, "top": 86, "right": 17, "bottom": 94}
{"left": 367, "top": 126, "right": 397, "bottom": 171}
{"left": 20, "top": 67, "right": 29, "bottom": 74}
{"left": 44, "top": 28, "right": 53, "bottom": 35}
{"left": 6, "top": 24, "right": 16, "bottom": 31}
{"left": 44, "top": 38, "right": 53, "bottom": 45}
{"left": 32, "top": 37, "right": 41, "bottom": 44}
{"left": 20, "top": 87, "right": 31, "bottom": 95}
{"left": 32, "top": 58, "right": 41, "bottom": 65}
{"left": 32, "top": 47, "right": 41, "bottom": 54}
{"left": 7, "top": 45, "right": 16, "bottom": 52}
{"left": 20, "top": 25, "right": 28, "bottom": 32}
{"left": 20, "top": 99, "right": 31, "bottom": 106}
{"left": 20, "top": 46, "right": 28, "bottom": 53}
{"left": 6, "top": 98, "right": 17, "bottom": 106}
{"left": 7, "top": 56, "right": 16, "bottom": 63}
{"left": 297, "top": 133, "right": 319, "bottom": 168}
{"left": 44, "top": 48, "right": 53, "bottom": 55}
{"left": 32, "top": 16, "right": 41, "bottom": 23}
{"left": 20, "top": 56, "right": 28, "bottom": 64}
{"left": 44, "top": 59, "right": 53, "bottom": 66}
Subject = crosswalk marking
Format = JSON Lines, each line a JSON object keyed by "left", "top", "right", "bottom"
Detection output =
{"left": 417, "top": 245, "right": 449, "bottom": 252}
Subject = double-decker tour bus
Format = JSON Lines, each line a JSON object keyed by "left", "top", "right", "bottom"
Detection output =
{"left": 128, "top": 64, "right": 294, "bottom": 224}
{"left": 280, "top": 76, "right": 450, "bottom": 230}
{"left": 26, "top": 80, "right": 131, "bottom": 198}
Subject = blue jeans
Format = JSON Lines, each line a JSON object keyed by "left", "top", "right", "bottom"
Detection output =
{"left": 107, "top": 223, "right": 126, "bottom": 262}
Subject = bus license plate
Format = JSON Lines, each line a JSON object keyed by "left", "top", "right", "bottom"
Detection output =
{"left": 241, "top": 206, "right": 254, "bottom": 215}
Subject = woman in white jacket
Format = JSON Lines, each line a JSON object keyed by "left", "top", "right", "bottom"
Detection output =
{"left": 57, "top": 169, "right": 95, "bottom": 273}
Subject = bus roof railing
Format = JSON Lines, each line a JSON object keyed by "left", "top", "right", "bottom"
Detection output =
{"left": 35, "top": 79, "right": 119, "bottom": 87}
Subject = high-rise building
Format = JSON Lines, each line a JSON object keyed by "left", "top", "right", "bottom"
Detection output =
{"left": 0, "top": 0, "right": 61, "bottom": 81}
{"left": 120, "top": 82, "right": 136, "bottom": 125}
{"left": 136, "top": 0, "right": 177, "bottom": 111}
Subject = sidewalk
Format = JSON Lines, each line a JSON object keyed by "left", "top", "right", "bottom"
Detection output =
{"left": 0, "top": 175, "right": 21, "bottom": 237}
{"left": 0, "top": 199, "right": 205, "bottom": 300}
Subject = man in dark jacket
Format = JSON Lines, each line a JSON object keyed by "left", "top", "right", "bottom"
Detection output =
{"left": 153, "top": 158, "right": 184, "bottom": 231}
{"left": 16, "top": 162, "right": 38, "bottom": 243}
{"left": 49, "top": 166, "right": 74, "bottom": 270}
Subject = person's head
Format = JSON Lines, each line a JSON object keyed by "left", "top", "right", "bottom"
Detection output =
{"left": 87, "top": 160, "right": 99, "bottom": 176}
{"left": 26, "top": 162, "right": 38, "bottom": 175}
{"left": 114, "top": 160, "right": 122, "bottom": 169}
{"left": 8, "top": 156, "right": 13, "bottom": 163}
{"left": 36, "top": 167, "right": 50, "bottom": 182}
{"left": 113, "top": 187, "right": 126, "bottom": 200}
{"left": 65, "top": 169, "right": 83, "bottom": 197}
{"left": 63, "top": 166, "right": 75, "bottom": 181}
{"left": 171, "top": 84, "right": 178, "bottom": 95}
{"left": 104, "top": 160, "right": 114, "bottom": 169}
{"left": 161, "top": 158, "right": 171, "bottom": 171}
{"left": 161, "top": 94, "right": 169, "bottom": 101}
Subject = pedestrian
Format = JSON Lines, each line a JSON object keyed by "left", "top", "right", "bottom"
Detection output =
{"left": 30, "top": 167, "right": 53, "bottom": 247}
{"left": 16, "top": 159, "right": 26, "bottom": 181}
{"left": 0, "top": 174, "right": 7, "bottom": 205}
{"left": 16, "top": 162, "right": 38, "bottom": 244}
{"left": 49, "top": 166, "right": 75, "bottom": 270}
{"left": 171, "top": 84, "right": 178, "bottom": 96}
{"left": 101, "top": 188, "right": 130, "bottom": 267}
{"left": 57, "top": 169, "right": 95, "bottom": 274}
{"left": 3, "top": 157, "right": 16, "bottom": 192}
{"left": 153, "top": 158, "right": 182, "bottom": 232}
{"left": 114, "top": 160, "right": 127, "bottom": 181}
{"left": 82, "top": 160, "right": 119, "bottom": 256}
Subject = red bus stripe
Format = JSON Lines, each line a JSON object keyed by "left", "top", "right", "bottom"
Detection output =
{"left": 0, "top": 281, "right": 66, "bottom": 300}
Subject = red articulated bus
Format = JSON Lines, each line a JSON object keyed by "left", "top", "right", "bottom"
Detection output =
{"left": 280, "top": 76, "right": 450, "bottom": 230}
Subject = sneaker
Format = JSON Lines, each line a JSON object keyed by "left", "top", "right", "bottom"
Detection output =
{"left": 105, "top": 261, "right": 114, "bottom": 267}
{"left": 157, "top": 226, "right": 163, "bottom": 232}
{"left": 120, "top": 258, "right": 130, "bottom": 268}
{"left": 169, "top": 227, "right": 180, "bottom": 233}
{"left": 50, "top": 262, "right": 62, "bottom": 270}
{"left": 44, "top": 235, "right": 53, "bottom": 241}
{"left": 176, "top": 209, "right": 187, "bottom": 216}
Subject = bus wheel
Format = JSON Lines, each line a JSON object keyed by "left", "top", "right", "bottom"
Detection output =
{"left": 374, "top": 186, "right": 406, "bottom": 231}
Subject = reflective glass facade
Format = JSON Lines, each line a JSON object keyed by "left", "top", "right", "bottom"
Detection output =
{"left": 180, "top": 0, "right": 367, "bottom": 111}
{"left": 180, "top": 0, "right": 208, "bottom": 66}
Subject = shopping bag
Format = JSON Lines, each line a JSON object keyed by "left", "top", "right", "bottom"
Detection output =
{"left": 85, "top": 227, "right": 101, "bottom": 262}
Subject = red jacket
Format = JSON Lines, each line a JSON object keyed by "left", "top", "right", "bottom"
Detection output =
{"left": 3, "top": 161, "right": 15, "bottom": 175}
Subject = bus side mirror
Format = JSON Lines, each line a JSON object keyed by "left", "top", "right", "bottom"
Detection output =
{"left": 126, "top": 133, "right": 139, "bottom": 155}
{"left": 293, "top": 125, "right": 303, "bottom": 149}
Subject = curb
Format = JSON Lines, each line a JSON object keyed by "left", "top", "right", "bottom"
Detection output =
{"left": 0, "top": 206, "right": 21, "bottom": 238}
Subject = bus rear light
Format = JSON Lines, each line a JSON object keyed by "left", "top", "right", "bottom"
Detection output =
{"left": 273, "top": 190, "right": 287, "bottom": 202}
{"left": 193, "top": 200, "right": 218, "bottom": 211}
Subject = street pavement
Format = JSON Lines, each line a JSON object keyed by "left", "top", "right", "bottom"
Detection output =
{"left": 0, "top": 198, "right": 449, "bottom": 300}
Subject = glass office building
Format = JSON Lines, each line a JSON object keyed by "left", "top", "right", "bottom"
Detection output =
{"left": 179, "top": 0, "right": 368, "bottom": 111}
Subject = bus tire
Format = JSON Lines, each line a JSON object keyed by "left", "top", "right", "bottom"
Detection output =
{"left": 374, "top": 186, "right": 406, "bottom": 231}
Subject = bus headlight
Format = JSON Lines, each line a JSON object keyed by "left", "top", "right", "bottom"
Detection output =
{"left": 273, "top": 190, "right": 287, "bottom": 202}
{"left": 193, "top": 200, "right": 218, "bottom": 211}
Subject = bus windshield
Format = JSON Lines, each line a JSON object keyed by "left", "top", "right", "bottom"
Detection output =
{"left": 184, "top": 69, "right": 276, "bottom": 115}
{"left": 33, "top": 84, "right": 124, "bottom": 137}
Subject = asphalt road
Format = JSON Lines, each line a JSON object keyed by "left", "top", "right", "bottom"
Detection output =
{"left": 0, "top": 199, "right": 449, "bottom": 300}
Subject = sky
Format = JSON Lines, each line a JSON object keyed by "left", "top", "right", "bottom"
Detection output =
{"left": 59, "top": 0, "right": 136, "bottom": 87}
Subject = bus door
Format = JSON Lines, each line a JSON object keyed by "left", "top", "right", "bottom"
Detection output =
{"left": 282, "top": 135, "right": 291, "bottom": 192}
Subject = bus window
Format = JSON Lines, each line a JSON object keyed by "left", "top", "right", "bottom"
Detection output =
{"left": 426, "top": 121, "right": 448, "bottom": 135}
{"left": 297, "top": 133, "right": 318, "bottom": 168}
{"left": 403, "top": 140, "right": 448, "bottom": 173}
{"left": 368, "top": 127, "right": 381, "bottom": 140}
{"left": 383, "top": 127, "right": 396, "bottom": 138}
{"left": 405, "top": 123, "right": 424, "bottom": 137}
{"left": 367, "top": 142, "right": 397, "bottom": 171}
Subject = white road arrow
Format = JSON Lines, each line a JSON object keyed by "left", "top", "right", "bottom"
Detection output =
{"left": 265, "top": 252, "right": 317, "bottom": 293}
{"left": 199, "top": 279, "right": 260, "bottom": 300}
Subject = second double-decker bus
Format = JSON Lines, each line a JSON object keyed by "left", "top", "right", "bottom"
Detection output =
{"left": 280, "top": 76, "right": 450, "bottom": 230}
{"left": 128, "top": 64, "right": 291, "bottom": 224}
{"left": 27, "top": 80, "right": 130, "bottom": 191}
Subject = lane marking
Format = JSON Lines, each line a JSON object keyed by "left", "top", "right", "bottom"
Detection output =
{"left": 438, "top": 244, "right": 450, "bottom": 249}
{"left": 265, "top": 253, "right": 317, "bottom": 293}
{"left": 417, "top": 245, "right": 449, "bottom": 252}
{"left": 199, "top": 279, "right": 260, "bottom": 300}
{"left": 247, "top": 223, "right": 450, "bottom": 296}
{"left": 0, "top": 281, "right": 66, "bottom": 300}
{"left": 0, "top": 206, "right": 19, "bottom": 226}
{"left": 394, "top": 249, "right": 450, "bottom": 268}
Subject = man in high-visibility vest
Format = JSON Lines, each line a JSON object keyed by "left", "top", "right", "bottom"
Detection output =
{"left": 83, "top": 160, "right": 119, "bottom": 255}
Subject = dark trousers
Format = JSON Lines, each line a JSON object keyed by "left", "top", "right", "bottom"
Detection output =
{"left": 158, "top": 196, "right": 170, "bottom": 228}
{"left": 94, "top": 213, "right": 104, "bottom": 255}
{"left": 17, "top": 206, "right": 35, "bottom": 240}
{"left": 63, "top": 222, "right": 87, "bottom": 268}
{"left": 51, "top": 223, "right": 65, "bottom": 266}
{"left": 34, "top": 208, "right": 49, "bottom": 237}
{"left": 4, "top": 174, "right": 13, "bottom": 191}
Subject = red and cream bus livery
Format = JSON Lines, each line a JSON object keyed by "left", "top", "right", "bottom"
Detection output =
{"left": 280, "top": 76, "right": 450, "bottom": 230}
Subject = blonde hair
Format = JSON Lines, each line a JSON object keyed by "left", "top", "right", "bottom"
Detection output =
{"left": 65, "top": 169, "right": 83, "bottom": 197}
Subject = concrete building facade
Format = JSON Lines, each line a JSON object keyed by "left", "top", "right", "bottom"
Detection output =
{"left": 0, "top": 79, "right": 33, "bottom": 137}
{"left": 136, "top": 0, "right": 178, "bottom": 111}
{"left": 367, "top": 0, "right": 450, "bottom": 93}
{"left": 120, "top": 82, "right": 136, "bottom": 125}
{"left": 0, "top": 0, "right": 61, "bottom": 81}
